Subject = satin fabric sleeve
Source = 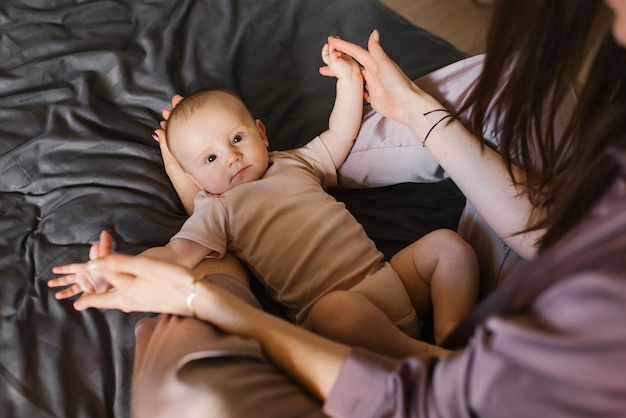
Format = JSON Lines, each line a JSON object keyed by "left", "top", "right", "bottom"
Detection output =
{"left": 325, "top": 272, "right": 626, "bottom": 418}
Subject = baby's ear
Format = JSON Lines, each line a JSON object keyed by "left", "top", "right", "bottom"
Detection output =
{"left": 256, "top": 119, "right": 269, "bottom": 147}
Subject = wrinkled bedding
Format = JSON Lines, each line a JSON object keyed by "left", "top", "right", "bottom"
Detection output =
{"left": 0, "top": 0, "right": 466, "bottom": 416}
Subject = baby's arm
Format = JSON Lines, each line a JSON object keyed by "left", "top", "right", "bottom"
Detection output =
{"left": 318, "top": 37, "right": 364, "bottom": 169}
{"left": 140, "top": 238, "right": 210, "bottom": 267}
{"left": 50, "top": 231, "right": 211, "bottom": 300}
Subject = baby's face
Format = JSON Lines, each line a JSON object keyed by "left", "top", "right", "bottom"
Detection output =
{"left": 173, "top": 99, "right": 270, "bottom": 195}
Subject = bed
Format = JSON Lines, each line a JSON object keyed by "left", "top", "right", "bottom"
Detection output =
{"left": 0, "top": 0, "right": 467, "bottom": 416}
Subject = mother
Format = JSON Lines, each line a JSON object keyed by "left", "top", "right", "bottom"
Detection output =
{"left": 70, "top": 0, "right": 626, "bottom": 416}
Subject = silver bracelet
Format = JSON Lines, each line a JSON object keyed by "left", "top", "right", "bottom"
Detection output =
{"left": 186, "top": 279, "right": 199, "bottom": 318}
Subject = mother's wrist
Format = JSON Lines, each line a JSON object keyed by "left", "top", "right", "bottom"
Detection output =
{"left": 420, "top": 109, "right": 454, "bottom": 147}
{"left": 405, "top": 95, "right": 454, "bottom": 145}
{"left": 186, "top": 276, "right": 201, "bottom": 318}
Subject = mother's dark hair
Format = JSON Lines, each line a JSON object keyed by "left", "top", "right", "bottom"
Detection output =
{"left": 541, "top": 35, "right": 626, "bottom": 249}
{"left": 459, "top": 0, "right": 626, "bottom": 251}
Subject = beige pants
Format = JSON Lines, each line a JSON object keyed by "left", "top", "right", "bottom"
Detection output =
{"left": 132, "top": 275, "right": 327, "bottom": 418}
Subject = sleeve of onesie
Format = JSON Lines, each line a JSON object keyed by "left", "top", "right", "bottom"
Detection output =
{"left": 292, "top": 136, "right": 339, "bottom": 189}
{"left": 171, "top": 193, "right": 229, "bottom": 258}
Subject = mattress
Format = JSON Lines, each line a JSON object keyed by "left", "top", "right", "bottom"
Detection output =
{"left": 0, "top": 0, "right": 466, "bottom": 416}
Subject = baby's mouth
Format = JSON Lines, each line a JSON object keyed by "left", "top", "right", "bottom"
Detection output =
{"left": 233, "top": 165, "right": 250, "bottom": 179}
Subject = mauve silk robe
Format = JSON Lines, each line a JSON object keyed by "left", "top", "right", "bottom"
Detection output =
{"left": 325, "top": 150, "right": 626, "bottom": 418}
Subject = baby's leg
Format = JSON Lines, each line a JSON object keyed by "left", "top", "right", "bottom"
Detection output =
{"left": 307, "top": 290, "right": 450, "bottom": 359}
{"left": 191, "top": 252, "right": 251, "bottom": 289}
{"left": 391, "top": 229, "right": 478, "bottom": 346}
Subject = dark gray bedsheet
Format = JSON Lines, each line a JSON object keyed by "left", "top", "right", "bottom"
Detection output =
{"left": 0, "top": 0, "right": 465, "bottom": 416}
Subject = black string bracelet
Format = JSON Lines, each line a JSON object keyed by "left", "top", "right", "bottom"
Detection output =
{"left": 423, "top": 109, "right": 451, "bottom": 116}
{"left": 422, "top": 109, "right": 453, "bottom": 147}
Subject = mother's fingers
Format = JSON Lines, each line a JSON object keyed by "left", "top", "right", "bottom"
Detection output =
{"left": 154, "top": 127, "right": 166, "bottom": 141}
{"left": 162, "top": 94, "right": 185, "bottom": 119}
{"left": 365, "top": 29, "right": 388, "bottom": 60}
{"left": 161, "top": 107, "right": 172, "bottom": 120}
{"left": 171, "top": 94, "right": 184, "bottom": 107}
{"left": 159, "top": 94, "right": 185, "bottom": 130}
{"left": 86, "top": 255, "right": 134, "bottom": 280}
{"left": 328, "top": 36, "right": 370, "bottom": 67}
{"left": 90, "top": 254, "right": 189, "bottom": 285}
{"left": 73, "top": 263, "right": 137, "bottom": 309}
{"left": 74, "top": 288, "right": 129, "bottom": 311}
{"left": 328, "top": 30, "right": 382, "bottom": 68}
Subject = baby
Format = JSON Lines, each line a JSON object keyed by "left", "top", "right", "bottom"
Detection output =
{"left": 51, "top": 40, "right": 477, "bottom": 355}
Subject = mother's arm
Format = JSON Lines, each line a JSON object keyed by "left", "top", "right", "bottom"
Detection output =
{"left": 153, "top": 94, "right": 200, "bottom": 215}
{"left": 73, "top": 255, "right": 350, "bottom": 401}
{"left": 327, "top": 31, "right": 542, "bottom": 260}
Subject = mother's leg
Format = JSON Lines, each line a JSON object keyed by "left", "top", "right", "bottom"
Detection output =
{"left": 132, "top": 258, "right": 326, "bottom": 418}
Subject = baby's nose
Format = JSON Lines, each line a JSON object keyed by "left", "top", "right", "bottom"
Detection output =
{"left": 227, "top": 149, "right": 242, "bottom": 165}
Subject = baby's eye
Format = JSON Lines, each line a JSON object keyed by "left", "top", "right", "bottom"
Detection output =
{"left": 232, "top": 134, "right": 243, "bottom": 144}
{"left": 205, "top": 154, "right": 217, "bottom": 164}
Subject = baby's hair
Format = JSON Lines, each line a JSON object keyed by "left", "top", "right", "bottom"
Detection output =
{"left": 165, "top": 89, "right": 251, "bottom": 163}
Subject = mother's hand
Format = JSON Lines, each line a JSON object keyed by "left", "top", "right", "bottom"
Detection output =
{"left": 152, "top": 94, "right": 200, "bottom": 215}
{"left": 73, "top": 254, "right": 194, "bottom": 316}
{"left": 326, "top": 30, "right": 442, "bottom": 127}
{"left": 75, "top": 253, "right": 263, "bottom": 339}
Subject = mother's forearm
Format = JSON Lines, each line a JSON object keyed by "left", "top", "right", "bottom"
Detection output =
{"left": 408, "top": 107, "right": 540, "bottom": 260}
{"left": 194, "top": 281, "right": 351, "bottom": 401}
{"left": 252, "top": 312, "right": 352, "bottom": 400}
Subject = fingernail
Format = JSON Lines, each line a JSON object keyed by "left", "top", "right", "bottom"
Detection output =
{"left": 373, "top": 29, "right": 380, "bottom": 41}
{"left": 151, "top": 131, "right": 160, "bottom": 142}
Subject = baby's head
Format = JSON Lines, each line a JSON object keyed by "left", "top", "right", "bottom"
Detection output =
{"left": 166, "top": 89, "right": 270, "bottom": 195}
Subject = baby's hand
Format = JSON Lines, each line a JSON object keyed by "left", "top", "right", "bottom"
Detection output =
{"left": 321, "top": 36, "right": 362, "bottom": 81}
{"left": 49, "top": 261, "right": 112, "bottom": 299}
{"left": 49, "top": 231, "right": 114, "bottom": 299}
